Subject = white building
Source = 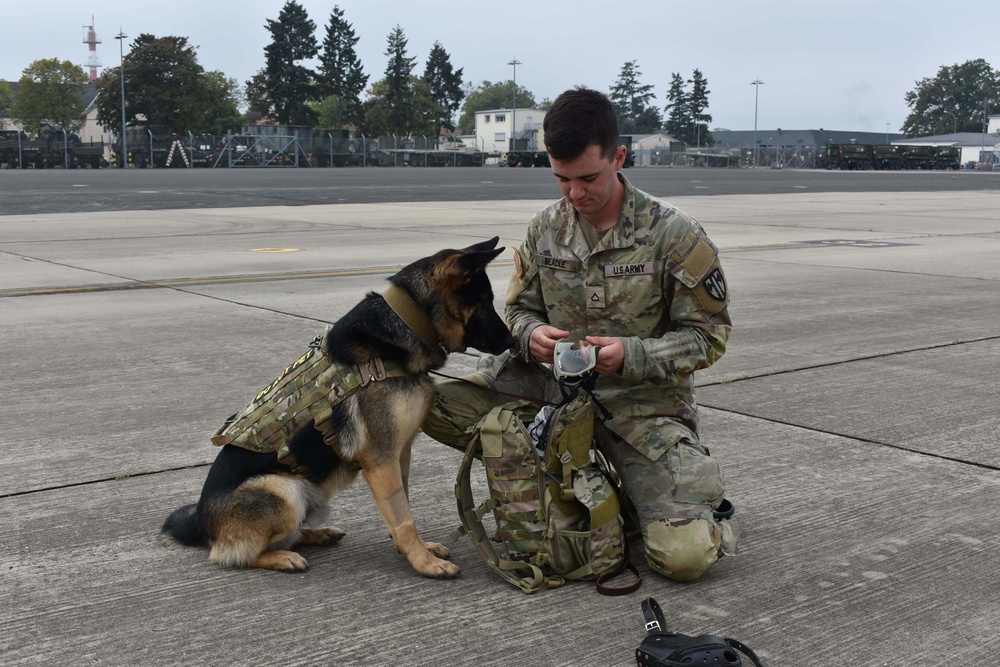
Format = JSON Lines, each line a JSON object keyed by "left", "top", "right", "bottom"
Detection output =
{"left": 891, "top": 131, "right": 1000, "bottom": 166}
{"left": 474, "top": 107, "right": 546, "bottom": 155}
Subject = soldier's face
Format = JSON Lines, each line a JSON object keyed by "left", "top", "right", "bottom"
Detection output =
{"left": 549, "top": 144, "right": 626, "bottom": 225}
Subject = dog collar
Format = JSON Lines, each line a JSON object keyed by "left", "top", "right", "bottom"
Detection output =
{"left": 382, "top": 284, "right": 441, "bottom": 349}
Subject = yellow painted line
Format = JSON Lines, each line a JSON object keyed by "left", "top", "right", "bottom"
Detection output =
{"left": 248, "top": 247, "right": 300, "bottom": 253}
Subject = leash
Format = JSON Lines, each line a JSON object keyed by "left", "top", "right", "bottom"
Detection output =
{"left": 429, "top": 368, "right": 553, "bottom": 406}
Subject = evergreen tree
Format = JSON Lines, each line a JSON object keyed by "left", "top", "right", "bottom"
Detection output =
{"left": 664, "top": 72, "right": 688, "bottom": 143}
{"left": 609, "top": 61, "right": 661, "bottom": 134}
{"left": 317, "top": 6, "right": 368, "bottom": 128}
{"left": 687, "top": 69, "right": 713, "bottom": 147}
{"left": 379, "top": 25, "right": 417, "bottom": 136}
{"left": 410, "top": 76, "right": 439, "bottom": 139}
{"left": 423, "top": 41, "right": 465, "bottom": 138}
{"left": 263, "top": 0, "right": 318, "bottom": 126}
{"left": 902, "top": 58, "right": 1000, "bottom": 136}
{"left": 12, "top": 58, "right": 89, "bottom": 134}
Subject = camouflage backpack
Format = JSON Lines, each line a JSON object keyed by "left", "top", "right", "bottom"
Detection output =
{"left": 453, "top": 363, "right": 640, "bottom": 595}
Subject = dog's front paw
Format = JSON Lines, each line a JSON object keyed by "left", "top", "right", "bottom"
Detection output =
{"left": 418, "top": 556, "right": 460, "bottom": 579}
{"left": 251, "top": 549, "right": 309, "bottom": 573}
{"left": 300, "top": 527, "right": 346, "bottom": 546}
{"left": 410, "top": 547, "right": 460, "bottom": 579}
{"left": 424, "top": 541, "right": 451, "bottom": 559}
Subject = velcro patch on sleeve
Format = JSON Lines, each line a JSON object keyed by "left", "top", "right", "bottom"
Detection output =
{"left": 671, "top": 238, "right": 717, "bottom": 288}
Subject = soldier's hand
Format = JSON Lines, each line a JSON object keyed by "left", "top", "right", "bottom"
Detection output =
{"left": 529, "top": 325, "right": 570, "bottom": 364}
{"left": 584, "top": 335, "right": 625, "bottom": 374}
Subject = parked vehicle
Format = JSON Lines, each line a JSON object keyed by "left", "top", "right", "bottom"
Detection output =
{"left": 818, "top": 143, "right": 961, "bottom": 170}
{"left": 0, "top": 126, "right": 106, "bottom": 168}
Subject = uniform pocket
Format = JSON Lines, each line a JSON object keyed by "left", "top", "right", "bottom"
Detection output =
{"left": 667, "top": 439, "right": 725, "bottom": 506}
{"left": 604, "top": 272, "right": 662, "bottom": 334}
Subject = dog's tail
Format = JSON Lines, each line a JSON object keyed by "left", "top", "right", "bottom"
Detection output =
{"left": 161, "top": 504, "right": 206, "bottom": 546}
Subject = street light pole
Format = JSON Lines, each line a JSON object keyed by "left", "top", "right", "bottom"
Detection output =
{"left": 983, "top": 99, "right": 989, "bottom": 166}
{"left": 750, "top": 79, "right": 764, "bottom": 168}
{"left": 886, "top": 122, "right": 890, "bottom": 144}
{"left": 508, "top": 59, "right": 521, "bottom": 152}
{"left": 942, "top": 110, "right": 957, "bottom": 134}
{"left": 115, "top": 29, "right": 127, "bottom": 168}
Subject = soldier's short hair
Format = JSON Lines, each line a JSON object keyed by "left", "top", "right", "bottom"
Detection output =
{"left": 543, "top": 87, "right": 619, "bottom": 162}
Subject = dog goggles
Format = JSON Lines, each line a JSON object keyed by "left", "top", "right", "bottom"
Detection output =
{"left": 553, "top": 342, "right": 599, "bottom": 380}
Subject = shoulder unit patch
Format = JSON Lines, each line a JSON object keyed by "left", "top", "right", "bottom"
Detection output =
{"left": 703, "top": 267, "right": 727, "bottom": 301}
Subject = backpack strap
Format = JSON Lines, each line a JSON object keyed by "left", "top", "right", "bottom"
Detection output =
{"left": 595, "top": 538, "right": 642, "bottom": 596}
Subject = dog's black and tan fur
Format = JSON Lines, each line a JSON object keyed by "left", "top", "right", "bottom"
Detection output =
{"left": 162, "top": 237, "right": 513, "bottom": 577}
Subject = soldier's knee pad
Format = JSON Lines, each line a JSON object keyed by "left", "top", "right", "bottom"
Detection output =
{"left": 642, "top": 518, "right": 720, "bottom": 582}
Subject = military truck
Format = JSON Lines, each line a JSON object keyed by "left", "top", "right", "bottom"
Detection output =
{"left": 871, "top": 145, "right": 905, "bottom": 170}
{"left": 930, "top": 146, "right": 961, "bottom": 170}
{"left": 820, "top": 143, "right": 873, "bottom": 170}
{"left": 505, "top": 134, "right": 634, "bottom": 168}
{"left": 0, "top": 127, "right": 105, "bottom": 168}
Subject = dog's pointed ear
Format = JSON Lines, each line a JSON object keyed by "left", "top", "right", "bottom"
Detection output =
{"left": 459, "top": 236, "right": 500, "bottom": 254}
{"left": 456, "top": 241, "right": 505, "bottom": 275}
{"left": 451, "top": 237, "right": 504, "bottom": 277}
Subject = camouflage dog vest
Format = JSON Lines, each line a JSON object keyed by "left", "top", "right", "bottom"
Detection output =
{"left": 211, "top": 329, "right": 408, "bottom": 471}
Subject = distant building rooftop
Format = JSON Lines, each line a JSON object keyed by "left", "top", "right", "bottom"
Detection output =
{"left": 892, "top": 132, "right": 1000, "bottom": 147}
{"left": 711, "top": 129, "right": 906, "bottom": 149}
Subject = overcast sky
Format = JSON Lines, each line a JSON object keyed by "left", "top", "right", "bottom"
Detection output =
{"left": 4, "top": 0, "right": 997, "bottom": 133}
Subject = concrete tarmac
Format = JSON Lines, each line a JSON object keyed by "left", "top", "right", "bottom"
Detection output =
{"left": 1, "top": 170, "right": 999, "bottom": 665}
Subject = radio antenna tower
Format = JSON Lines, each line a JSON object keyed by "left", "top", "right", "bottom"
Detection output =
{"left": 83, "top": 17, "right": 102, "bottom": 81}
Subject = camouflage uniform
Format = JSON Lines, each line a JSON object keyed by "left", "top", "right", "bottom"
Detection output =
{"left": 424, "top": 174, "right": 738, "bottom": 581}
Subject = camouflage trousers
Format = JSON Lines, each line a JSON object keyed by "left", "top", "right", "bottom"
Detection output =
{"left": 422, "top": 352, "right": 738, "bottom": 582}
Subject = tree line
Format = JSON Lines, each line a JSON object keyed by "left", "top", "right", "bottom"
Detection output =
{"left": 608, "top": 60, "right": 713, "bottom": 146}
{"left": 3, "top": 3, "right": 998, "bottom": 145}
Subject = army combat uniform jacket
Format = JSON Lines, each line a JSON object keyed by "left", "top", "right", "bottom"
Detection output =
{"left": 505, "top": 175, "right": 731, "bottom": 463}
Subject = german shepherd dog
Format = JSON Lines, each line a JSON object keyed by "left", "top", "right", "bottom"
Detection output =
{"left": 162, "top": 237, "right": 513, "bottom": 578}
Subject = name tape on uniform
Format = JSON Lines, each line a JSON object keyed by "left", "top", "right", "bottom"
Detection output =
{"left": 604, "top": 262, "right": 655, "bottom": 277}
{"left": 536, "top": 256, "right": 581, "bottom": 272}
